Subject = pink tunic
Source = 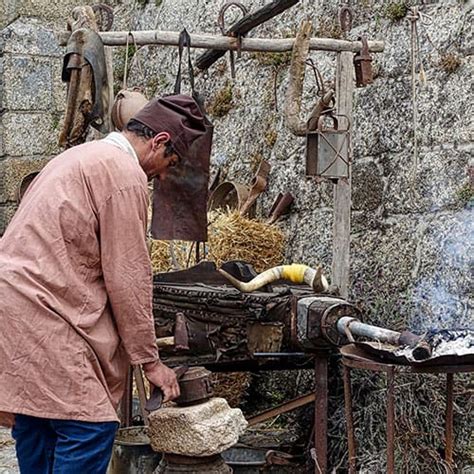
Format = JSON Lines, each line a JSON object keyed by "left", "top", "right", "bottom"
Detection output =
{"left": 0, "top": 140, "right": 158, "bottom": 422}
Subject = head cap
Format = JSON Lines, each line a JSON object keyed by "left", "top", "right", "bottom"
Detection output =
{"left": 132, "top": 94, "right": 206, "bottom": 159}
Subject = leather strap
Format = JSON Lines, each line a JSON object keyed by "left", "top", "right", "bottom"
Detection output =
{"left": 174, "top": 29, "right": 195, "bottom": 95}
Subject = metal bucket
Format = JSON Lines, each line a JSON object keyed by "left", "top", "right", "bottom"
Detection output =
{"left": 108, "top": 426, "right": 161, "bottom": 474}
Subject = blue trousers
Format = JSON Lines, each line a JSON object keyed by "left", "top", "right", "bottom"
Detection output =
{"left": 12, "top": 414, "right": 118, "bottom": 474}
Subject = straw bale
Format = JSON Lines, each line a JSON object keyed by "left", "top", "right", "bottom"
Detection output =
{"left": 207, "top": 210, "right": 285, "bottom": 273}
{"left": 149, "top": 209, "right": 286, "bottom": 274}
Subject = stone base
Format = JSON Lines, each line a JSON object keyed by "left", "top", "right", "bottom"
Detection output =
{"left": 148, "top": 397, "right": 247, "bottom": 457}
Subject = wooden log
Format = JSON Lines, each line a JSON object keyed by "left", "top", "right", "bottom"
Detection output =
{"left": 285, "top": 19, "right": 313, "bottom": 136}
{"left": 195, "top": 0, "right": 299, "bottom": 70}
{"left": 57, "top": 30, "right": 385, "bottom": 54}
{"left": 331, "top": 51, "right": 354, "bottom": 299}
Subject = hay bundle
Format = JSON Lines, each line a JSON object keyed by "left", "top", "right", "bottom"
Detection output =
{"left": 149, "top": 209, "right": 286, "bottom": 274}
{"left": 210, "top": 372, "right": 252, "bottom": 408}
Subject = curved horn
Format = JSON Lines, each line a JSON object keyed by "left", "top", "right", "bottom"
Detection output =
{"left": 219, "top": 264, "right": 329, "bottom": 293}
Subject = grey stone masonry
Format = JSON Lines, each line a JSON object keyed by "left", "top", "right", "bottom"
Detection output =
{"left": 0, "top": 16, "right": 64, "bottom": 232}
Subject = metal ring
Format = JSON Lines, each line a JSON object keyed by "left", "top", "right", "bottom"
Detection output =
{"left": 217, "top": 1, "right": 249, "bottom": 35}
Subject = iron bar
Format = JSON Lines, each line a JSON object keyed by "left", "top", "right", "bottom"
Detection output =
{"left": 314, "top": 355, "right": 328, "bottom": 473}
{"left": 133, "top": 366, "right": 149, "bottom": 426}
{"left": 248, "top": 392, "right": 316, "bottom": 426}
{"left": 120, "top": 367, "right": 133, "bottom": 427}
{"left": 343, "top": 365, "right": 357, "bottom": 474}
{"left": 253, "top": 352, "right": 307, "bottom": 357}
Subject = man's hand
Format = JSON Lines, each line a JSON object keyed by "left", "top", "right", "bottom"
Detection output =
{"left": 142, "top": 360, "right": 180, "bottom": 403}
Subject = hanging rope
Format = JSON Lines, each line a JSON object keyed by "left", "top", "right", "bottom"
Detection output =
{"left": 122, "top": 31, "right": 146, "bottom": 91}
{"left": 408, "top": 7, "right": 419, "bottom": 176}
{"left": 407, "top": 7, "right": 432, "bottom": 202}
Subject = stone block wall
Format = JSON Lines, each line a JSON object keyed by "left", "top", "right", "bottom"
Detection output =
{"left": 0, "top": 16, "right": 67, "bottom": 232}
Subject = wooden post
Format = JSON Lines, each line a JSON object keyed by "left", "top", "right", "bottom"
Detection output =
{"left": 332, "top": 51, "right": 354, "bottom": 299}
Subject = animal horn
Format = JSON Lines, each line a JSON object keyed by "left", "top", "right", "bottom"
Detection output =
{"left": 219, "top": 264, "right": 329, "bottom": 293}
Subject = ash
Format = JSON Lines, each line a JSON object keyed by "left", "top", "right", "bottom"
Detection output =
{"left": 428, "top": 329, "right": 474, "bottom": 357}
{"left": 395, "top": 329, "right": 474, "bottom": 361}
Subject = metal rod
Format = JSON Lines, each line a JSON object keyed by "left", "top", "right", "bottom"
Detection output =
{"left": 121, "top": 366, "right": 133, "bottom": 427}
{"left": 253, "top": 352, "right": 307, "bottom": 357}
{"left": 343, "top": 365, "right": 357, "bottom": 474}
{"left": 386, "top": 367, "right": 395, "bottom": 474}
{"left": 133, "top": 366, "right": 149, "bottom": 426}
{"left": 314, "top": 355, "right": 328, "bottom": 474}
{"left": 248, "top": 392, "right": 316, "bottom": 426}
{"left": 57, "top": 30, "right": 384, "bottom": 53}
{"left": 337, "top": 317, "right": 432, "bottom": 360}
{"left": 338, "top": 317, "right": 401, "bottom": 344}
{"left": 445, "top": 373, "right": 454, "bottom": 467}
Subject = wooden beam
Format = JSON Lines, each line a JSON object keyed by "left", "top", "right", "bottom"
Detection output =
{"left": 196, "top": 0, "right": 299, "bottom": 70}
{"left": 57, "top": 30, "right": 384, "bottom": 54}
{"left": 331, "top": 51, "right": 354, "bottom": 299}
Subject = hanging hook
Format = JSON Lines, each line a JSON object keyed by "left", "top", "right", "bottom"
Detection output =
{"left": 217, "top": 2, "right": 249, "bottom": 79}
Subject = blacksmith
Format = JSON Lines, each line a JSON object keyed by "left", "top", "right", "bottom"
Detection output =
{"left": 0, "top": 94, "right": 207, "bottom": 473}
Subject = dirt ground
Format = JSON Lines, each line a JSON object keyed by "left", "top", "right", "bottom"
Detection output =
{"left": 0, "top": 428, "right": 18, "bottom": 473}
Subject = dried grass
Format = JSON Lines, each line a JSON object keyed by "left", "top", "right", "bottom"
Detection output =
{"left": 210, "top": 372, "right": 252, "bottom": 408}
{"left": 149, "top": 209, "right": 286, "bottom": 274}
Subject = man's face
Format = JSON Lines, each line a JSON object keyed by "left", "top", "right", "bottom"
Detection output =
{"left": 142, "top": 133, "right": 181, "bottom": 180}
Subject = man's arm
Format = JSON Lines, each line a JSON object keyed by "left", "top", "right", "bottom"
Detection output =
{"left": 98, "top": 185, "right": 179, "bottom": 401}
{"left": 99, "top": 185, "right": 157, "bottom": 365}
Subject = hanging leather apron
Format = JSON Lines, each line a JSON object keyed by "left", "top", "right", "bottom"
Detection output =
{"left": 151, "top": 29, "right": 214, "bottom": 242}
{"left": 60, "top": 28, "right": 109, "bottom": 148}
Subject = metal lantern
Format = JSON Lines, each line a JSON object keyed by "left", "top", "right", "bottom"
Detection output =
{"left": 353, "top": 35, "right": 373, "bottom": 88}
{"left": 305, "top": 114, "right": 350, "bottom": 180}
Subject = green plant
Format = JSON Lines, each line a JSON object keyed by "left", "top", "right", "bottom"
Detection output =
{"left": 264, "top": 129, "right": 278, "bottom": 148}
{"left": 456, "top": 183, "right": 474, "bottom": 206}
{"left": 155, "top": 0, "right": 163, "bottom": 6}
{"left": 384, "top": 2, "right": 409, "bottom": 22}
{"left": 316, "top": 17, "right": 343, "bottom": 39}
{"left": 251, "top": 52, "right": 291, "bottom": 68}
{"left": 439, "top": 53, "right": 462, "bottom": 74}
{"left": 51, "top": 113, "right": 61, "bottom": 131}
{"left": 207, "top": 82, "right": 234, "bottom": 118}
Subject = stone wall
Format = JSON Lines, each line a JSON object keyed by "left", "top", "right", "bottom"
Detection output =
{"left": 0, "top": 0, "right": 472, "bottom": 471}
{"left": 0, "top": 16, "right": 66, "bottom": 231}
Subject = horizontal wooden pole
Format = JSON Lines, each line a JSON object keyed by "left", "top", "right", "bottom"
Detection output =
{"left": 58, "top": 30, "right": 384, "bottom": 53}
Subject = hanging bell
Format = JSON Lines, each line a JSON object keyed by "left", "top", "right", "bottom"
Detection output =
{"left": 305, "top": 114, "right": 350, "bottom": 180}
{"left": 353, "top": 36, "right": 373, "bottom": 88}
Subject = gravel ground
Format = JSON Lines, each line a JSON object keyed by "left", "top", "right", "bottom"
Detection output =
{"left": 0, "top": 429, "right": 18, "bottom": 474}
